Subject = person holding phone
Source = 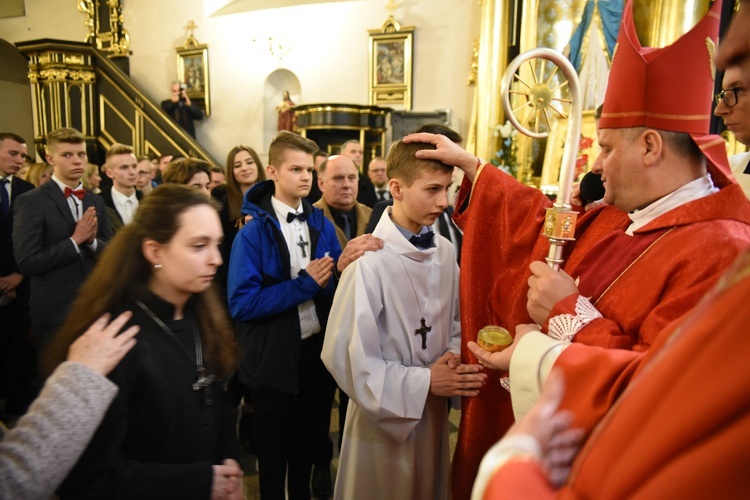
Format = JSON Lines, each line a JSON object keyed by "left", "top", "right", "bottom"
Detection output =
{"left": 160, "top": 81, "right": 203, "bottom": 138}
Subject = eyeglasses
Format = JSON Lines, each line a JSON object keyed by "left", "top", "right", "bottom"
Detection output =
{"left": 714, "top": 87, "right": 743, "bottom": 107}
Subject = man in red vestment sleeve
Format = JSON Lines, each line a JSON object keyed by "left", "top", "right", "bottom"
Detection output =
{"left": 406, "top": 1, "right": 750, "bottom": 497}
{"left": 472, "top": 244, "right": 750, "bottom": 497}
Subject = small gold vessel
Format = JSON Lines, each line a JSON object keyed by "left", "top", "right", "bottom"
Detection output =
{"left": 477, "top": 325, "right": 513, "bottom": 353}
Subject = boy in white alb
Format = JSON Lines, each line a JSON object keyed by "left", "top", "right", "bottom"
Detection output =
{"left": 321, "top": 140, "right": 487, "bottom": 500}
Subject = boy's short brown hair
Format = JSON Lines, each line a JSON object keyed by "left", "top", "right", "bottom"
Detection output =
{"left": 46, "top": 128, "right": 85, "bottom": 153}
{"left": 163, "top": 157, "right": 212, "bottom": 185}
{"left": 268, "top": 131, "right": 318, "bottom": 167}
{"left": 386, "top": 141, "right": 453, "bottom": 186}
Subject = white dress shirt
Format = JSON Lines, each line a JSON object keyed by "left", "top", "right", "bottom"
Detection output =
{"left": 270, "top": 196, "right": 321, "bottom": 339}
{"left": 110, "top": 187, "right": 138, "bottom": 225}
{"left": 50, "top": 174, "right": 97, "bottom": 253}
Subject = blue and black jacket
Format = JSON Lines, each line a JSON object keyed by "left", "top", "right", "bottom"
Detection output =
{"left": 228, "top": 180, "right": 342, "bottom": 393}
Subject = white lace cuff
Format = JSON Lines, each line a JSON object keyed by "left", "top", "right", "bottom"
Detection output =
{"left": 547, "top": 295, "right": 603, "bottom": 342}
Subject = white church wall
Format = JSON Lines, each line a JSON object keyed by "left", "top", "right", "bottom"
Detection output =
{"left": 0, "top": 0, "right": 479, "bottom": 164}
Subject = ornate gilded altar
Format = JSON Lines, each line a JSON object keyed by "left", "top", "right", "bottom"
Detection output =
{"left": 294, "top": 103, "right": 390, "bottom": 171}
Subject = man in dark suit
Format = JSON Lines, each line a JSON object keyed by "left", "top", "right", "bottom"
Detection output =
{"left": 367, "top": 156, "right": 390, "bottom": 202}
{"left": 13, "top": 128, "right": 111, "bottom": 351}
{"left": 99, "top": 143, "right": 142, "bottom": 233}
{"left": 305, "top": 150, "right": 327, "bottom": 204}
{"left": 0, "top": 132, "right": 36, "bottom": 416}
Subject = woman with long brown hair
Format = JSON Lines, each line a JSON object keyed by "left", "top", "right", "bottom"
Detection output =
{"left": 47, "top": 184, "right": 242, "bottom": 500}
{"left": 211, "top": 145, "right": 265, "bottom": 297}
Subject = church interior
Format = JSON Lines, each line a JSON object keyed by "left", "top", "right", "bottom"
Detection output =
{"left": 0, "top": 1, "right": 745, "bottom": 181}
{"left": 1, "top": 0, "right": 748, "bottom": 499}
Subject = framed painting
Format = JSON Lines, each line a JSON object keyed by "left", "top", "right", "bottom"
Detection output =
{"left": 176, "top": 37, "right": 211, "bottom": 116}
{"left": 368, "top": 17, "right": 415, "bottom": 110}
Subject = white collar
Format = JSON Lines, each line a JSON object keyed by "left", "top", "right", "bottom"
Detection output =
{"left": 111, "top": 186, "right": 138, "bottom": 204}
{"left": 375, "top": 206, "right": 438, "bottom": 261}
{"left": 271, "top": 195, "right": 303, "bottom": 221}
{"left": 627, "top": 174, "right": 718, "bottom": 235}
{"left": 50, "top": 174, "right": 82, "bottom": 193}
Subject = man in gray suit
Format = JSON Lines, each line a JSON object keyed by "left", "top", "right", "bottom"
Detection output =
{"left": 13, "top": 128, "right": 111, "bottom": 351}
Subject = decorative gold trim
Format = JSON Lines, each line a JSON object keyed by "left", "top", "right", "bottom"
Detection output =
{"left": 77, "top": 0, "right": 130, "bottom": 56}
{"left": 100, "top": 95, "right": 136, "bottom": 135}
{"left": 294, "top": 106, "right": 389, "bottom": 116}
{"left": 63, "top": 54, "right": 85, "bottom": 65}
{"left": 601, "top": 111, "right": 710, "bottom": 120}
{"left": 699, "top": 137, "right": 727, "bottom": 150}
{"left": 467, "top": 38, "right": 479, "bottom": 86}
{"left": 706, "top": 37, "right": 716, "bottom": 79}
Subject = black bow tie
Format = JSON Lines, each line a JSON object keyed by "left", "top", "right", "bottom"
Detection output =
{"left": 287, "top": 211, "right": 308, "bottom": 223}
{"left": 409, "top": 231, "right": 435, "bottom": 249}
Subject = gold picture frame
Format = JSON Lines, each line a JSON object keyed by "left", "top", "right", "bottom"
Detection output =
{"left": 368, "top": 17, "right": 414, "bottom": 111}
{"left": 176, "top": 34, "right": 210, "bottom": 117}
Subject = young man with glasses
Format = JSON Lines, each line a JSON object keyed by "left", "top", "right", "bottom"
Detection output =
{"left": 135, "top": 157, "right": 155, "bottom": 196}
{"left": 715, "top": 65, "right": 750, "bottom": 198}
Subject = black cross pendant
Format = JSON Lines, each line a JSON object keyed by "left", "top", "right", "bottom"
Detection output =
{"left": 415, "top": 317, "right": 431, "bottom": 350}
{"left": 297, "top": 234, "right": 309, "bottom": 258}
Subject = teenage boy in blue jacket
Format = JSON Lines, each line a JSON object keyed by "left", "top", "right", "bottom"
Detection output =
{"left": 228, "top": 131, "right": 380, "bottom": 499}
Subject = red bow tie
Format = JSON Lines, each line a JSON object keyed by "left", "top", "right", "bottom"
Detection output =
{"left": 64, "top": 187, "right": 86, "bottom": 200}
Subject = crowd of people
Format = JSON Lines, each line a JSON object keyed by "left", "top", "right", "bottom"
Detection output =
{"left": 1, "top": 0, "right": 750, "bottom": 498}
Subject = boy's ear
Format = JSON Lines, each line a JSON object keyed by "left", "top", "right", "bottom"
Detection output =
{"left": 389, "top": 178, "right": 403, "bottom": 200}
{"left": 266, "top": 164, "right": 277, "bottom": 181}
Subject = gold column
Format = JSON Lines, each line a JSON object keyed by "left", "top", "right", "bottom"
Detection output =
{"left": 468, "top": 0, "right": 512, "bottom": 160}
{"left": 633, "top": 0, "right": 712, "bottom": 47}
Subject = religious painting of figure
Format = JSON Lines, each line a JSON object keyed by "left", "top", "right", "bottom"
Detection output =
{"left": 376, "top": 41, "right": 405, "bottom": 85}
{"left": 368, "top": 19, "right": 414, "bottom": 110}
{"left": 182, "top": 55, "right": 204, "bottom": 93}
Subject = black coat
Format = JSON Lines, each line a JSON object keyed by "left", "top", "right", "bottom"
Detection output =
{"left": 161, "top": 100, "right": 203, "bottom": 138}
{"left": 210, "top": 184, "right": 237, "bottom": 302}
{"left": 1, "top": 176, "right": 34, "bottom": 279}
{"left": 58, "top": 291, "right": 240, "bottom": 500}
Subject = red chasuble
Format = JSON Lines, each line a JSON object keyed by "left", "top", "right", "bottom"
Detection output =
{"left": 450, "top": 165, "right": 750, "bottom": 499}
{"left": 483, "top": 250, "right": 750, "bottom": 498}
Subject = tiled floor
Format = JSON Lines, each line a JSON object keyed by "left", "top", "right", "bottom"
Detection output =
{"left": 240, "top": 397, "right": 462, "bottom": 499}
